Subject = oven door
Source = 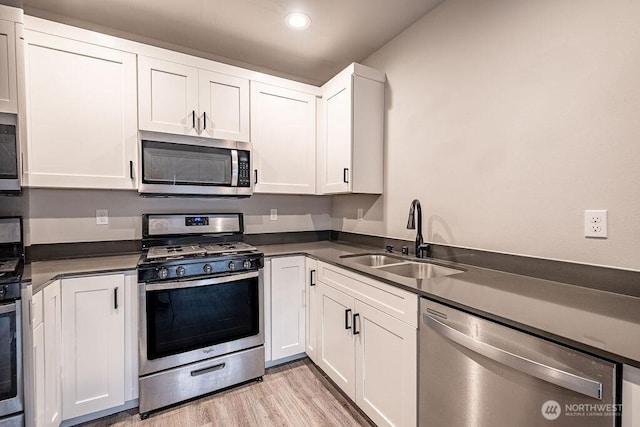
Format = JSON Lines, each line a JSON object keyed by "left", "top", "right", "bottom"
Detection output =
{"left": 0, "top": 302, "right": 22, "bottom": 417}
{"left": 139, "top": 270, "right": 264, "bottom": 376}
{"left": 139, "top": 137, "right": 251, "bottom": 197}
{"left": 0, "top": 115, "right": 20, "bottom": 194}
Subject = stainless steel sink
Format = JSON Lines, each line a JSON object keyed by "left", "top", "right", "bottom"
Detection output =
{"left": 378, "top": 262, "right": 463, "bottom": 279}
{"left": 340, "top": 253, "right": 404, "bottom": 267}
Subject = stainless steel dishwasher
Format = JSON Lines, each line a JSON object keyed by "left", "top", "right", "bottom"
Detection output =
{"left": 419, "top": 298, "right": 620, "bottom": 427}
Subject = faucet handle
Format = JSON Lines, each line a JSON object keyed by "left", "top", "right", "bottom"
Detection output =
{"left": 385, "top": 245, "right": 394, "bottom": 253}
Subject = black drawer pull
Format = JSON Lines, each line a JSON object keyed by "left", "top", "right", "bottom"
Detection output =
{"left": 114, "top": 287, "right": 119, "bottom": 310}
{"left": 191, "top": 363, "right": 226, "bottom": 377}
{"left": 192, "top": 110, "right": 196, "bottom": 129}
{"left": 353, "top": 313, "right": 360, "bottom": 335}
{"left": 203, "top": 111, "right": 207, "bottom": 130}
{"left": 345, "top": 309, "right": 352, "bottom": 330}
{"left": 129, "top": 161, "right": 134, "bottom": 179}
{"left": 310, "top": 269, "right": 316, "bottom": 286}
{"left": 343, "top": 168, "right": 349, "bottom": 184}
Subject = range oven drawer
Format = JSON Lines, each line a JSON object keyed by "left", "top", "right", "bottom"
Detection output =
{"left": 139, "top": 346, "right": 264, "bottom": 414}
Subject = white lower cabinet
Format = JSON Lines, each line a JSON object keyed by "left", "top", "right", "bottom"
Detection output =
{"left": 43, "top": 281, "right": 62, "bottom": 427}
{"left": 270, "top": 256, "right": 306, "bottom": 360}
{"left": 31, "top": 280, "right": 62, "bottom": 427}
{"left": 28, "top": 272, "right": 137, "bottom": 425}
{"left": 623, "top": 365, "right": 640, "bottom": 427}
{"left": 317, "top": 262, "right": 417, "bottom": 427}
{"left": 305, "top": 258, "right": 319, "bottom": 363}
{"left": 61, "top": 274, "right": 126, "bottom": 419}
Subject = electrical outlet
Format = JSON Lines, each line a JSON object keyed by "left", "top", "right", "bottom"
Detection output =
{"left": 96, "top": 209, "right": 109, "bottom": 225}
{"left": 584, "top": 210, "right": 607, "bottom": 238}
{"left": 270, "top": 209, "right": 277, "bottom": 221}
{"left": 357, "top": 208, "right": 364, "bottom": 220}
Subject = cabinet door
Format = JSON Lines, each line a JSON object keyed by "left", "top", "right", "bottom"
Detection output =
{"left": 251, "top": 82, "right": 316, "bottom": 194}
{"left": 33, "top": 322, "right": 45, "bottom": 427}
{"left": 263, "top": 259, "right": 272, "bottom": 363}
{"left": 305, "top": 258, "right": 318, "bottom": 362}
{"left": 0, "top": 20, "right": 17, "bottom": 113}
{"left": 271, "top": 256, "right": 306, "bottom": 360}
{"left": 319, "top": 76, "right": 352, "bottom": 194}
{"left": 137, "top": 56, "right": 199, "bottom": 136}
{"left": 317, "top": 282, "right": 356, "bottom": 399}
{"left": 199, "top": 70, "right": 249, "bottom": 142}
{"left": 355, "top": 300, "right": 417, "bottom": 427}
{"left": 24, "top": 31, "right": 138, "bottom": 189}
{"left": 43, "top": 282, "right": 62, "bottom": 427}
{"left": 62, "top": 274, "right": 125, "bottom": 419}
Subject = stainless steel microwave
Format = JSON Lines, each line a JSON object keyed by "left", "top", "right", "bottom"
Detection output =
{"left": 0, "top": 114, "right": 20, "bottom": 195}
{"left": 138, "top": 132, "right": 252, "bottom": 197}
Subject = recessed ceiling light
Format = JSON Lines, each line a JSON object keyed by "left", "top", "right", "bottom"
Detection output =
{"left": 284, "top": 12, "right": 311, "bottom": 30}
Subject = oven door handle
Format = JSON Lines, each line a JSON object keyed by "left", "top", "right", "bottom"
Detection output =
{"left": 145, "top": 271, "right": 259, "bottom": 291}
{"left": 0, "top": 302, "right": 16, "bottom": 315}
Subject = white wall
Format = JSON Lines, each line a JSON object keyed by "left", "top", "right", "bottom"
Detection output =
{"left": 21, "top": 189, "right": 331, "bottom": 245}
{"left": 334, "top": 0, "right": 640, "bottom": 271}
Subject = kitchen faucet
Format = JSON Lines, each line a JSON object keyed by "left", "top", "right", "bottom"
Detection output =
{"left": 407, "top": 199, "right": 430, "bottom": 258}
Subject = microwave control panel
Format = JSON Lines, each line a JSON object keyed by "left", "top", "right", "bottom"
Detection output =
{"left": 238, "top": 151, "right": 251, "bottom": 187}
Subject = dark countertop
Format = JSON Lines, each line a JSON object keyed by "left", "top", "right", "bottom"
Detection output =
{"left": 262, "top": 241, "right": 640, "bottom": 368}
{"left": 23, "top": 253, "right": 141, "bottom": 293}
{"left": 22, "top": 241, "right": 640, "bottom": 368}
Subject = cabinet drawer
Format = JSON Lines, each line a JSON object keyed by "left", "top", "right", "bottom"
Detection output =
{"left": 318, "top": 262, "right": 418, "bottom": 327}
{"left": 32, "top": 290, "right": 43, "bottom": 327}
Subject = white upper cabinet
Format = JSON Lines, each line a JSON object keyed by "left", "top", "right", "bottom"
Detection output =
{"left": 199, "top": 69, "right": 249, "bottom": 141}
{"left": 318, "top": 63, "right": 385, "bottom": 194}
{"left": 0, "top": 19, "right": 17, "bottom": 113}
{"left": 138, "top": 56, "right": 250, "bottom": 142}
{"left": 137, "top": 56, "right": 199, "bottom": 137}
{"left": 23, "top": 31, "right": 138, "bottom": 189}
{"left": 251, "top": 82, "right": 316, "bottom": 194}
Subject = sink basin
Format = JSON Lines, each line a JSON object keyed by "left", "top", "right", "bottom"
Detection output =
{"left": 378, "top": 262, "right": 463, "bottom": 279}
{"left": 340, "top": 253, "right": 404, "bottom": 267}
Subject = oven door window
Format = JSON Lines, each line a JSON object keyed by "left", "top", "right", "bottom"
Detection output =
{"left": 142, "top": 140, "right": 233, "bottom": 186}
{"left": 0, "top": 307, "right": 17, "bottom": 401}
{"left": 146, "top": 277, "right": 259, "bottom": 360}
{"left": 0, "top": 125, "right": 18, "bottom": 180}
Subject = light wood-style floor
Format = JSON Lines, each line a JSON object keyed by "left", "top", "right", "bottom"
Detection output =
{"left": 82, "top": 358, "right": 374, "bottom": 426}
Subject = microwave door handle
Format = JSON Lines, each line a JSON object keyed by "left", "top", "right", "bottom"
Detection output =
{"left": 422, "top": 313, "right": 603, "bottom": 400}
{"left": 231, "top": 150, "right": 239, "bottom": 187}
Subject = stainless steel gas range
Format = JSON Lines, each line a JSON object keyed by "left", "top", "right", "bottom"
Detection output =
{"left": 137, "top": 213, "right": 265, "bottom": 418}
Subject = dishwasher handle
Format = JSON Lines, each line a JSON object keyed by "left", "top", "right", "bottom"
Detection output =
{"left": 422, "top": 312, "right": 603, "bottom": 400}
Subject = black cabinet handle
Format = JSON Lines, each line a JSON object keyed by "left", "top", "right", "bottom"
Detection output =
{"left": 203, "top": 112, "right": 207, "bottom": 130}
{"left": 114, "top": 287, "right": 119, "bottom": 310}
{"left": 310, "top": 269, "right": 316, "bottom": 286}
{"left": 192, "top": 110, "right": 196, "bottom": 129}
{"left": 254, "top": 169, "right": 258, "bottom": 184}
{"left": 345, "top": 309, "right": 352, "bottom": 330}
{"left": 353, "top": 313, "right": 360, "bottom": 335}
{"left": 129, "top": 161, "right": 134, "bottom": 179}
{"left": 343, "top": 168, "right": 349, "bottom": 184}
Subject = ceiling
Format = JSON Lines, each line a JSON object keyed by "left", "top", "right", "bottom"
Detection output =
{"left": 21, "top": 0, "right": 445, "bottom": 85}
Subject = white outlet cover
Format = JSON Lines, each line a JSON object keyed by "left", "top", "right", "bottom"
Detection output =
{"left": 584, "top": 210, "right": 607, "bottom": 238}
{"left": 96, "top": 209, "right": 109, "bottom": 225}
{"left": 270, "top": 209, "right": 277, "bottom": 221}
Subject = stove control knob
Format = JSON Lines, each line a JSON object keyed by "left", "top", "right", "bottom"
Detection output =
{"left": 176, "top": 266, "right": 186, "bottom": 277}
{"left": 243, "top": 260, "right": 252, "bottom": 269}
{"left": 228, "top": 261, "right": 236, "bottom": 271}
{"left": 157, "top": 267, "right": 168, "bottom": 280}
{"left": 203, "top": 264, "right": 213, "bottom": 274}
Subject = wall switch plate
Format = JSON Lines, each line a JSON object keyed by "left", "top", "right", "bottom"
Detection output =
{"left": 584, "top": 210, "right": 607, "bottom": 238}
{"left": 357, "top": 208, "right": 364, "bottom": 220}
{"left": 270, "top": 209, "right": 277, "bottom": 221}
{"left": 96, "top": 209, "right": 109, "bottom": 225}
